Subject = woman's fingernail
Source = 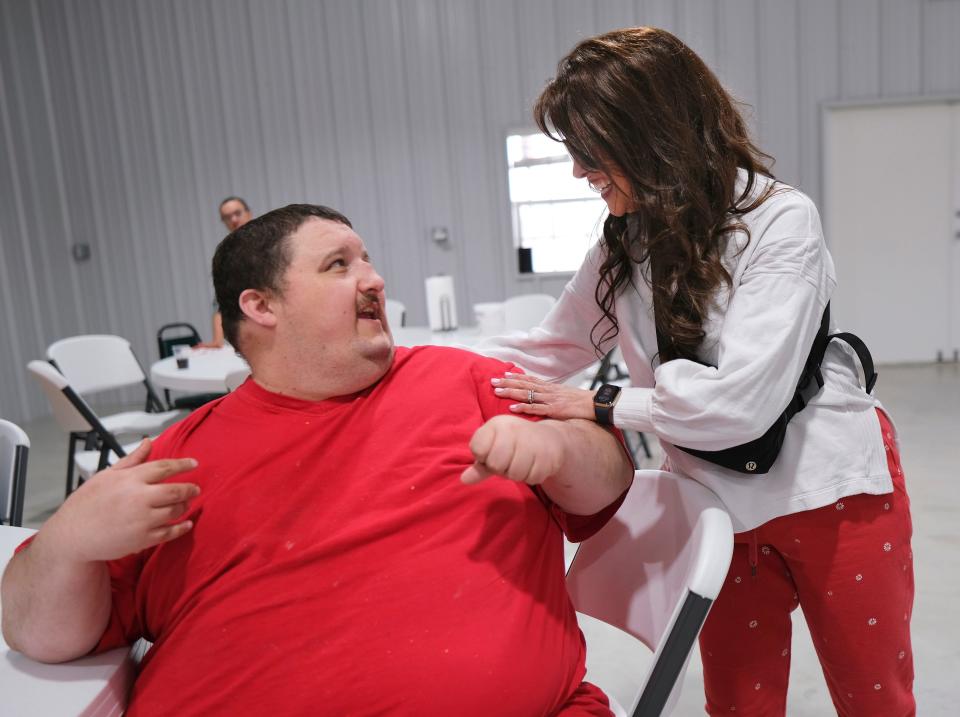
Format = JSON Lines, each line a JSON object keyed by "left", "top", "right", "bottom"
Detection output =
{"left": 509, "top": 404, "right": 521, "bottom": 411}
{"left": 504, "top": 372, "right": 517, "bottom": 377}
{"left": 491, "top": 378, "right": 501, "bottom": 385}
{"left": 494, "top": 387, "right": 505, "bottom": 394}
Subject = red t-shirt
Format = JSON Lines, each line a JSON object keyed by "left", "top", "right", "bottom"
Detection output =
{"left": 97, "top": 346, "right": 622, "bottom": 716}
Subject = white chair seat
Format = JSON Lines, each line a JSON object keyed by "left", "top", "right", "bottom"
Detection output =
{"left": 75, "top": 441, "right": 143, "bottom": 481}
{"left": 100, "top": 410, "right": 181, "bottom": 437}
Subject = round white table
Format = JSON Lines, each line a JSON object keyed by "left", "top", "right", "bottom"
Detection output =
{"left": 149, "top": 330, "right": 497, "bottom": 395}
{"left": 0, "top": 526, "right": 136, "bottom": 716}
{"left": 150, "top": 346, "right": 249, "bottom": 393}
{"left": 391, "top": 325, "right": 493, "bottom": 349}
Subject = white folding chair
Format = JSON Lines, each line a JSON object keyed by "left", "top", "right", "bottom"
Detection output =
{"left": 26, "top": 361, "right": 141, "bottom": 484}
{"left": 385, "top": 299, "right": 407, "bottom": 329}
{"left": 224, "top": 367, "right": 251, "bottom": 392}
{"left": 502, "top": 293, "right": 556, "bottom": 332}
{"left": 0, "top": 419, "right": 29, "bottom": 527}
{"left": 46, "top": 335, "right": 181, "bottom": 494}
{"left": 567, "top": 469, "right": 734, "bottom": 716}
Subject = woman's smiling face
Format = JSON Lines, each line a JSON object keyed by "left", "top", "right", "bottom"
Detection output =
{"left": 571, "top": 157, "right": 637, "bottom": 217}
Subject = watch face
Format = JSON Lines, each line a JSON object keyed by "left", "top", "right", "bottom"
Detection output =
{"left": 595, "top": 384, "right": 620, "bottom": 405}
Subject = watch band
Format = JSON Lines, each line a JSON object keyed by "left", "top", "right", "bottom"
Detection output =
{"left": 594, "top": 402, "right": 615, "bottom": 426}
{"left": 593, "top": 383, "right": 621, "bottom": 426}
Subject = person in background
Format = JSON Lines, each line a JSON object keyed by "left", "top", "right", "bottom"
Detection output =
{"left": 218, "top": 196, "right": 252, "bottom": 233}
{"left": 2, "top": 203, "right": 633, "bottom": 716}
{"left": 198, "top": 196, "right": 254, "bottom": 348}
{"left": 477, "top": 27, "right": 914, "bottom": 717}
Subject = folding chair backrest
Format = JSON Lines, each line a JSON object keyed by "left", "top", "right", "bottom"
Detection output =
{"left": 26, "top": 362, "right": 125, "bottom": 460}
{"left": 47, "top": 335, "right": 146, "bottom": 395}
{"left": 567, "top": 469, "right": 733, "bottom": 716}
{"left": 27, "top": 361, "right": 94, "bottom": 434}
{"left": 157, "top": 323, "right": 202, "bottom": 359}
{"left": 0, "top": 419, "right": 29, "bottom": 526}
{"left": 502, "top": 293, "right": 556, "bottom": 332}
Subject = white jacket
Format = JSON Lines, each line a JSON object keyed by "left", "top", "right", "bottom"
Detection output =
{"left": 479, "top": 172, "right": 893, "bottom": 532}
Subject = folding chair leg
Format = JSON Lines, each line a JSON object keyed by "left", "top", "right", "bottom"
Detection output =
{"left": 11, "top": 451, "right": 26, "bottom": 527}
{"left": 637, "top": 432, "right": 653, "bottom": 459}
{"left": 65, "top": 432, "right": 80, "bottom": 497}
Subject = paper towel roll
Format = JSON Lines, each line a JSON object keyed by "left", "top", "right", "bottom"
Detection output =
{"left": 425, "top": 275, "right": 458, "bottom": 331}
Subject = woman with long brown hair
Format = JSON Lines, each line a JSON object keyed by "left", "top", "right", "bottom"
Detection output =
{"left": 481, "top": 27, "right": 914, "bottom": 716}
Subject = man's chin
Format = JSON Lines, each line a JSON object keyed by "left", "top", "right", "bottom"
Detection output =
{"left": 358, "top": 335, "right": 395, "bottom": 363}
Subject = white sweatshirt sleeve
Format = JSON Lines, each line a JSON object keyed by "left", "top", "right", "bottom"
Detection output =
{"left": 475, "top": 243, "right": 618, "bottom": 382}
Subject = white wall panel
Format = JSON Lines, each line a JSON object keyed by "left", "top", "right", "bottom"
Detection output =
{"left": 553, "top": 0, "right": 599, "bottom": 60}
{"left": 714, "top": 0, "right": 759, "bottom": 135}
{"left": 923, "top": 0, "right": 960, "bottom": 94}
{"left": 476, "top": 0, "right": 526, "bottom": 296}
{"left": 356, "top": 0, "right": 422, "bottom": 315}
{"left": 677, "top": 0, "right": 718, "bottom": 69}
{"left": 840, "top": 0, "right": 881, "bottom": 99}
{"left": 635, "top": 0, "right": 678, "bottom": 32}
{"left": 757, "top": 0, "right": 800, "bottom": 186}
{"left": 595, "top": 0, "right": 636, "bottom": 31}
{"left": 438, "top": 0, "right": 509, "bottom": 310}
{"left": 798, "top": 0, "right": 841, "bottom": 200}
{"left": 285, "top": 0, "right": 345, "bottom": 210}
{"left": 880, "top": 0, "right": 922, "bottom": 97}
{"left": 516, "top": 0, "right": 559, "bottom": 112}
{"left": 1, "top": 0, "right": 958, "bottom": 424}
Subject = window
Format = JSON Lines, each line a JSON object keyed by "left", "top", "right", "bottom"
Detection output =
{"left": 506, "top": 131, "right": 607, "bottom": 274}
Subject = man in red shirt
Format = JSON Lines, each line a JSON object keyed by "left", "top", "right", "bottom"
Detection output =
{"left": 2, "top": 204, "right": 633, "bottom": 716}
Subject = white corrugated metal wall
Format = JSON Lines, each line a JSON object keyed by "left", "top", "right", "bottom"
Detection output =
{"left": 1, "top": 0, "right": 959, "bottom": 423}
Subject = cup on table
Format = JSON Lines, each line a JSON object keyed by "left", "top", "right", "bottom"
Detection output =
{"left": 173, "top": 344, "right": 190, "bottom": 370}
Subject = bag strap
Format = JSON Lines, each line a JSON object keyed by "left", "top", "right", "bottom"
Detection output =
{"left": 827, "top": 330, "right": 878, "bottom": 394}
{"left": 654, "top": 300, "right": 877, "bottom": 412}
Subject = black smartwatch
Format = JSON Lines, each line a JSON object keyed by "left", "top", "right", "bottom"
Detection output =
{"left": 593, "top": 383, "right": 621, "bottom": 426}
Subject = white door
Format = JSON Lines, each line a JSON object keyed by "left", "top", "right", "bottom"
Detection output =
{"left": 823, "top": 100, "right": 958, "bottom": 364}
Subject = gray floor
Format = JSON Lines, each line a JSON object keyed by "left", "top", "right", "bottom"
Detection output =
{"left": 13, "top": 363, "right": 960, "bottom": 714}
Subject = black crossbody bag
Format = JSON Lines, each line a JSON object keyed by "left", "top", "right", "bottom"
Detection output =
{"left": 656, "top": 302, "right": 877, "bottom": 474}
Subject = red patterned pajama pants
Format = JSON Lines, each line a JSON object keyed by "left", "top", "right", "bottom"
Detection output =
{"left": 698, "top": 410, "right": 915, "bottom": 716}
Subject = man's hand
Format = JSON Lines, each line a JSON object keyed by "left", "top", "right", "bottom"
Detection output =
{"left": 1, "top": 438, "right": 201, "bottom": 662}
{"left": 461, "top": 415, "right": 564, "bottom": 486}
{"left": 44, "top": 438, "right": 200, "bottom": 563}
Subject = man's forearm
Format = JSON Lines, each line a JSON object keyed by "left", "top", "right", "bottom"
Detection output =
{"left": 538, "top": 418, "right": 633, "bottom": 515}
{"left": 1, "top": 529, "right": 111, "bottom": 663}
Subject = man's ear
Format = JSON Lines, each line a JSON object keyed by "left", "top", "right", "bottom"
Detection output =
{"left": 238, "top": 288, "right": 279, "bottom": 329}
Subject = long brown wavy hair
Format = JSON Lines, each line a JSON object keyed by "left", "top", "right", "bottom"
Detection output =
{"left": 534, "top": 27, "right": 777, "bottom": 362}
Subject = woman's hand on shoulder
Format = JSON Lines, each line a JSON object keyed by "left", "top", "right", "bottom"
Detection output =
{"left": 491, "top": 372, "right": 595, "bottom": 421}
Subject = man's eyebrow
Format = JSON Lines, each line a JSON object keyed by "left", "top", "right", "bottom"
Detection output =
{"left": 316, "top": 243, "right": 356, "bottom": 263}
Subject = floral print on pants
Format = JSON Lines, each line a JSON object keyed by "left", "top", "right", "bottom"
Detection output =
{"left": 698, "top": 409, "right": 915, "bottom": 716}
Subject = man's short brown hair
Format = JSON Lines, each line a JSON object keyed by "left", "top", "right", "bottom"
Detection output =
{"left": 212, "top": 204, "right": 353, "bottom": 352}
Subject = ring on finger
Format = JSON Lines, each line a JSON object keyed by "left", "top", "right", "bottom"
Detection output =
{"left": 527, "top": 389, "right": 535, "bottom": 404}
